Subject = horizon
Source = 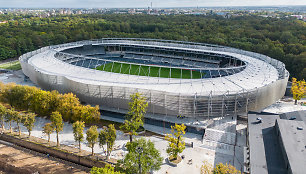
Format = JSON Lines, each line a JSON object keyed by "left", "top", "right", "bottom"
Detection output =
{"left": 1, "top": 5, "right": 306, "bottom": 9}
{"left": 0, "top": 0, "right": 306, "bottom": 9}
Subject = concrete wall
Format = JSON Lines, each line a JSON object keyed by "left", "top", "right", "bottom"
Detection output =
{"left": 0, "top": 133, "right": 108, "bottom": 168}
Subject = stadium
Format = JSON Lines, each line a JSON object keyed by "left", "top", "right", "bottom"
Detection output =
{"left": 19, "top": 38, "right": 289, "bottom": 120}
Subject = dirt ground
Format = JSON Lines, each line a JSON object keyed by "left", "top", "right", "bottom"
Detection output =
{"left": 0, "top": 142, "right": 88, "bottom": 174}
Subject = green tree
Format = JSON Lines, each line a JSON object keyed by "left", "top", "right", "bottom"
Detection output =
{"left": 213, "top": 163, "right": 240, "bottom": 174}
{"left": 11, "top": 109, "right": 22, "bottom": 136}
{"left": 56, "top": 93, "right": 100, "bottom": 124}
{"left": 98, "top": 127, "right": 107, "bottom": 155}
{"left": 31, "top": 90, "right": 56, "bottom": 116}
{"left": 1, "top": 83, "right": 25, "bottom": 109}
{"left": 118, "top": 138, "right": 162, "bottom": 174}
{"left": 0, "top": 83, "right": 99, "bottom": 123}
{"left": 0, "top": 104, "right": 7, "bottom": 130}
{"left": 50, "top": 111, "right": 64, "bottom": 147}
{"left": 5, "top": 108, "right": 14, "bottom": 133}
{"left": 72, "top": 121, "right": 85, "bottom": 152}
{"left": 106, "top": 124, "right": 116, "bottom": 159}
{"left": 99, "top": 124, "right": 117, "bottom": 159}
{"left": 90, "top": 165, "right": 123, "bottom": 174}
{"left": 120, "top": 93, "right": 148, "bottom": 142}
{"left": 57, "top": 93, "right": 80, "bottom": 121}
{"left": 43, "top": 123, "right": 54, "bottom": 143}
{"left": 73, "top": 105, "right": 100, "bottom": 124}
{"left": 280, "top": 31, "right": 296, "bottom": 44}
{"left": 0, "top": 15, "right": 305, "bottom": 79}
{"left": 22, "top": 112, "right": 36, "bottom": 137}
{"left": 86, "top": 125, "right": 99, "bottom": 156}
{"left": 165, "top": 123, "right": 186, "bottom": 160}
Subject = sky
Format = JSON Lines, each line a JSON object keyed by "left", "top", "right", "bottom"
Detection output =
{"left": 0, "top": 0, "right": 305, "bottom": 8}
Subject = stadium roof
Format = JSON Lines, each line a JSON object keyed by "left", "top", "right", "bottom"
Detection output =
{"left": 28, "top": 39, "right": 280, "bottom": 96}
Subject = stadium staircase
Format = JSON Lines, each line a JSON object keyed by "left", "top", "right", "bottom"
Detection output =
{"left": 201, "top": 118, "right": 237, "bottom": 155}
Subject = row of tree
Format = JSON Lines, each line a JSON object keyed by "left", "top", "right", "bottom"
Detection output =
{"left": 0, "top": 90, "right": 162, "bottom": 174}
{"left": 0, "top": 86, "right": 239, "bottom": 174}
{"left": 0, "top": 14, "right": 305, "bottom": 79}
{"left": 84, "top": 124, "right": 117, "bottom": 158}
{"left": 0, "top": 104, "right": 36, "bottom": 137}
{"left": 0, "top": 83, "right": 100, "bottom": 124}
{"left": 0, "top": 102, "right": 65, "bottom": 148}
{"left": 0, "top": 104, "right": 116, "bottom": 161}
{"left": 43, "top": 113, "right": 117, "bottom": 159}
{"left": 0, "top": 101, "right": 116, "bottom": 160}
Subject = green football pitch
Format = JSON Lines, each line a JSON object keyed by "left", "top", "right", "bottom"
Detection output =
{"left": 95, "top": 62, "right": 204, "bottom": 79}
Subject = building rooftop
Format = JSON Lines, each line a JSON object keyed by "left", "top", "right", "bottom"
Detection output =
{"left": 247, "top": 111, "right": 306, "bottom": 174}
{"left": 280, "top": 110, "right": 306, "bottom": 124}
{"left": 275, "top": 118, "right": 306, "bottom": 174}
{"left": 248, "top": 112, "right": 286, "bottom": 174}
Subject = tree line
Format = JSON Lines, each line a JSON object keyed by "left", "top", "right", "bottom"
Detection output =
{"left": 0, "top": 83, "right": 100, "bottom": 123}
{"left": 0, "top": 104, "right": 36, "bottom": 137}
{"left": 0, "top": 14, "right": 305, "bottom": 79}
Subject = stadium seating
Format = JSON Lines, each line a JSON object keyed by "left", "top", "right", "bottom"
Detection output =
{"left": 59, "top": 44, "right": 248, "bottom": 79}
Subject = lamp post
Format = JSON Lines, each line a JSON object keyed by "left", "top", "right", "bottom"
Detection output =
{"left": 136, "top": 146, "right": 143, "bottom": 174}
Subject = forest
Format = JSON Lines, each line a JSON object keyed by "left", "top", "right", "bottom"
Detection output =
{"left": 0, "top": 14, "right": 305, "bottom": 79}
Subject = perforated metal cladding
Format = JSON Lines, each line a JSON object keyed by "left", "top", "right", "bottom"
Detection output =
{"left": 19, "top": 39, "right": 289, "bottom": 118}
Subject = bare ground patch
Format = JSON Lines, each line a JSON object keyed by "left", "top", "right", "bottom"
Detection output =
{"left": 0, "top": 143, "right": 88, "bottom": 174}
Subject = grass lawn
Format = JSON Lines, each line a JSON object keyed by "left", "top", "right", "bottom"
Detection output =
{"left": 96, "top": 62, "right": 204, "bottom": 79}
{"left": 0, "top": 61, "right": 22, "bottom": 70}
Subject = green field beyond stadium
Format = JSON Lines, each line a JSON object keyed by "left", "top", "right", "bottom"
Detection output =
{"left": 96, "top": 62, "right": 204, "bottom": 79}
